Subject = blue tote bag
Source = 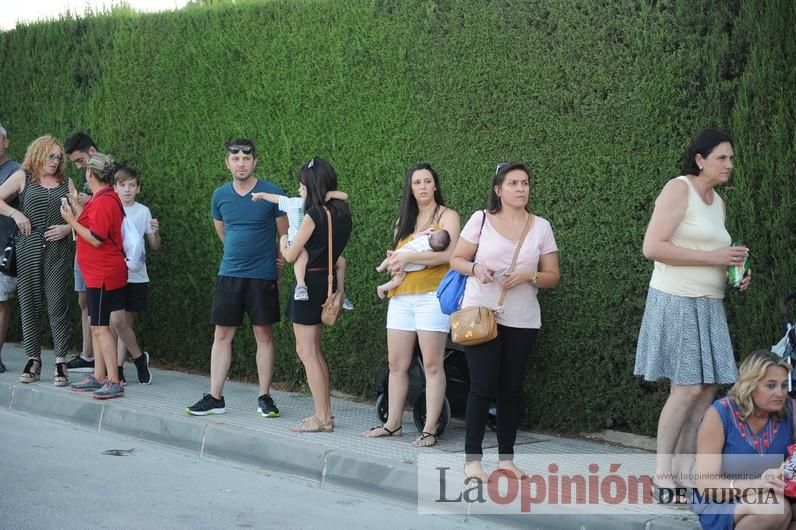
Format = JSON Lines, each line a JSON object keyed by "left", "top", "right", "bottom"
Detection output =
{"left": 436, "top": 268, "right": 467, "bottom": 315}
{"left": 435, "top": 210, "right": 486, "bottom": 315}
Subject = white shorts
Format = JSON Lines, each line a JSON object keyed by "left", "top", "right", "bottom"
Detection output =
{"left": 0, "top": 272, "right": 16, "bottom": 301}
{"left": 386, "top": 291, "right": 450, "bottom": 333}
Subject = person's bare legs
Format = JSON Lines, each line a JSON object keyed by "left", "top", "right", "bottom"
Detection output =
{"left": 113, "top": 310, "right": 143, "bottom": 366}
{"left": 252, "top": 324, "right": 275, "bottom": 397}
{"left": 294, "top": 249, "right": 309, "bottom": 290}
{"left": 376, "top": 256, "right": 389, "bottom": 273}
{"left": 209, "top": 325, "right": 236, "bottom": 399}
{"left": 78, "top": 291, "right": 93, "bottom": 359}
{"left": 362, "top": 329, "right": 415, "bottom": 437}
{"left": 671, "top": 383, "right": 717, "bottom": 486}
{"left": 0, "top": 300, "right": 11, "bottom": 367}
{"left": 293, "top": 323, "right": 331, "bottom": 422}
{"left": 416, "top": 330, "right": 446, "bottom": 437}
{"left": 655, "top": 383, "right": 717, "bottom": 486}
{"left": 735, "top": 491, "right": 792, "bottom": 529}
{"left": 91, "top": 326, "right": 118, "bottom": 383}
{"left": 377, "top": 273, "right": 405, "bottom": 299}
{"left": 93, "top": 350, "right": 107, "bottom": 381}
{"left": 334, "top": 255, "right": 347, "bottom": 294}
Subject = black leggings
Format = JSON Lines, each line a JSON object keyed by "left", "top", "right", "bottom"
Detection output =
{"left": 464, "top": 325, "right": 538, "bottom": 462}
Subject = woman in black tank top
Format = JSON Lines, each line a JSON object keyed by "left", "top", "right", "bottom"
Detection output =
{"left": 282, "top": 158, "right": 352, "bottom": 432}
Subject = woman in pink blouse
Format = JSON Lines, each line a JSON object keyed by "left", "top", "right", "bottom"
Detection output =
{"left": 449, "top": 162, "right": 560, "bottom": 481}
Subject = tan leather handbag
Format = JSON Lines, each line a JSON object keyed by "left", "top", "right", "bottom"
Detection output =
{"left": 320, "top": 207, "right": 344, "bottom": 326}
{"left": 450, "top": 214, "right": 532, "bottom": 346}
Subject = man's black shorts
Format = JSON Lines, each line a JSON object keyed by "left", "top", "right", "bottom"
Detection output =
{"left": 123, "top": 282, "right": 149, "bottom": 313}
{"left": 210, "top": 276, "right": 280, "bottom": 327}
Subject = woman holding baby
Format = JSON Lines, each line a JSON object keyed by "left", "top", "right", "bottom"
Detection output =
{"left": 363, "top": 162, "right": 460, "bottom": 447}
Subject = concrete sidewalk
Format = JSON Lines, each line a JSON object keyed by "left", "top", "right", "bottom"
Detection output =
{"left": 0, "top": 343, "right": 698, "bottom": 529}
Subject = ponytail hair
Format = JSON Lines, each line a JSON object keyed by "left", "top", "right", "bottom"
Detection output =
{"left": 86, "top": 153, "right": 118, "bottom": 185}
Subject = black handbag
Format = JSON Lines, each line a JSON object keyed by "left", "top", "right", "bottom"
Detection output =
{"left": 0, "top": 231, "right": 16, "bottom": 277}
{"left": 0, "top": 173, "right": 28, "bottom": 277}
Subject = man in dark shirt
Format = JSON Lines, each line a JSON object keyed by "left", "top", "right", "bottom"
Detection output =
{"left": 0, "top": 123, "right": 23, "bottom": 373}
{"left": 63, "top": 132, "right": 97, "bottom": 373}
{"left": 186, "top": 138, "right": 288, "bottom": 417}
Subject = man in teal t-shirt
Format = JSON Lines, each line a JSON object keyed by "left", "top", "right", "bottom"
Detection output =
{"left": 186, "top": 138, "right": 287, "bottom": 418}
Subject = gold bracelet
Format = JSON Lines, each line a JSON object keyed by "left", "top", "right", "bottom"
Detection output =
{"left": 530, "top": 272, "right": 538, "bottom": 285}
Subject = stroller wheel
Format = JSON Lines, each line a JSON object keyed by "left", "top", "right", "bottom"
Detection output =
{"left": 412, "top": 391, "right": 451, "bottom": 437}
{"left": 375, "top": 393, "right": 389, "bottom": 423}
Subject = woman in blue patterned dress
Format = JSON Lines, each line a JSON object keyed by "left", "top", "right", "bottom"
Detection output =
{"left": 694, "top": 351, "right": 796, "bottom": 529}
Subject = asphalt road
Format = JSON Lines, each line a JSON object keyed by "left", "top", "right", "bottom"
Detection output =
{"left": 0, "top": 409, "right": 502, "bottom": 529}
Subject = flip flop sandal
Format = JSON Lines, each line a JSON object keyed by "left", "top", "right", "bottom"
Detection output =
{"left": 362, "top": 424, "right": 402, "bottom": 438}
{"left": 19, "top": 359, "right": 41, "bottom": 384}
{"left": 413, "top": 431, "right": 438, "bottom": 447}
{"left": 291, "top": 416, "right": 334, "bottom": 433}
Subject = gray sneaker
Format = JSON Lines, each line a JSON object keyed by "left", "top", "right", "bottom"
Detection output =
{"left": 92, "top": 381, "right": 125, "bottom": 400}
{"left": 71, "top": 375, "right": 103, "bottom": 392}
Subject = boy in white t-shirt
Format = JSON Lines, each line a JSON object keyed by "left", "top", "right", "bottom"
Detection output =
{"left": 113, "top": 167, "right": 161, "bottom": 384}
{"left": 376, "top": 229, "right": 451, "bottom": 299}
{"left": 252, "top": 184, "right": 351, "bottom": 307}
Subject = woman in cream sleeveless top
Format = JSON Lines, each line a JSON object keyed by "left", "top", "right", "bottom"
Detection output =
{"left": 634, "top": 128, "right": 752, "bottom": 499}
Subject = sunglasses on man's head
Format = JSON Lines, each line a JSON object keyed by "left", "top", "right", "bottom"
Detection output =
{"left": 227, "top": 145, "right": 253, "bottom": 155}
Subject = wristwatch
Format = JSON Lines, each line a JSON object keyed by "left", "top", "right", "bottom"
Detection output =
{"left": 530, "top": 272, "right": 539, "bottom": 285}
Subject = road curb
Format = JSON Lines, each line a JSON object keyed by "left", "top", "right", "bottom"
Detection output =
{"left": 102, "top": 406, "right": 206, "bottom": 453}
{"left": 325, "top": 451, "right": 417, "bottom": 503}
{"left": 2, "top": 379, "right": 698, "bottom": 529}
{"left": 203, "top": 424, "right": 327, "bottom": 482}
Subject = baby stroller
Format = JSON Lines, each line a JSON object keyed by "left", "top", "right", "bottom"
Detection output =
{"left": 373, "top": 335, "right": 496, "bottom": 436}
{"left": 772, "top": 291, "right": 796, "bottom": 395}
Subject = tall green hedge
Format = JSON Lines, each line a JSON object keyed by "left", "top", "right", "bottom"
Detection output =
{"left": 1, "top": 0, "right": 793, "bottom": 435}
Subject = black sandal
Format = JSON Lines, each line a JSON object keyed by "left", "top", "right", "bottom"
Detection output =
{"left": 20, "top": 358, "right": 41, "bottom": 384}
{"left": 362, "top": 424, "right": 402, "bottom": 438}
{"left": 0, "top": 359, "right": 5, "bottom": 373}
{"left": 53, "top": 362, "right": 69, "bottom": 387}
{"left": 413, "top": 431, "right": 438, "bottom": 447}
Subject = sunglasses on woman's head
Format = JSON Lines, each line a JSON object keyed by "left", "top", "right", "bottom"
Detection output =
{"left": 495, "top": 162, "right": 509, "bottom": 175}
{"left": 227, "top": 145, "right": 253, "bottom": 155}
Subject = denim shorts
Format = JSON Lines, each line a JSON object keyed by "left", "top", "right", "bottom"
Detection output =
{"left": 74, "top": 256, "right": 87, "bottom": 292}
{"left": 0, "top": 272, "right": 17, "bottom": 301}
{"left": 386, "top": 291, "right": 450, "bottom": 333}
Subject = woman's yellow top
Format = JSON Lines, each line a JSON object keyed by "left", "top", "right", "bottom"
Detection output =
{"left": 388, "top": 223, "right": 449, "bottom": 297}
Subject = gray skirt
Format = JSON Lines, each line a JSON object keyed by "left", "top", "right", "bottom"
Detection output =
{"left": 634, "top": 287, "right": 738, "bottom": 385}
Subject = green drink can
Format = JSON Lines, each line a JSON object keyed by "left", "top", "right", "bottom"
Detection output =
{"left": 727, "top": 242, "right": 750, "bottom": 288}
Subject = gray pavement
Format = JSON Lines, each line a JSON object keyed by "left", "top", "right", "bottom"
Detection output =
{"left": 0, "top": 410, "right": 497, "bottom": 529}
{"left": 0, "top": 343, "right": 698, "bottom": 529}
